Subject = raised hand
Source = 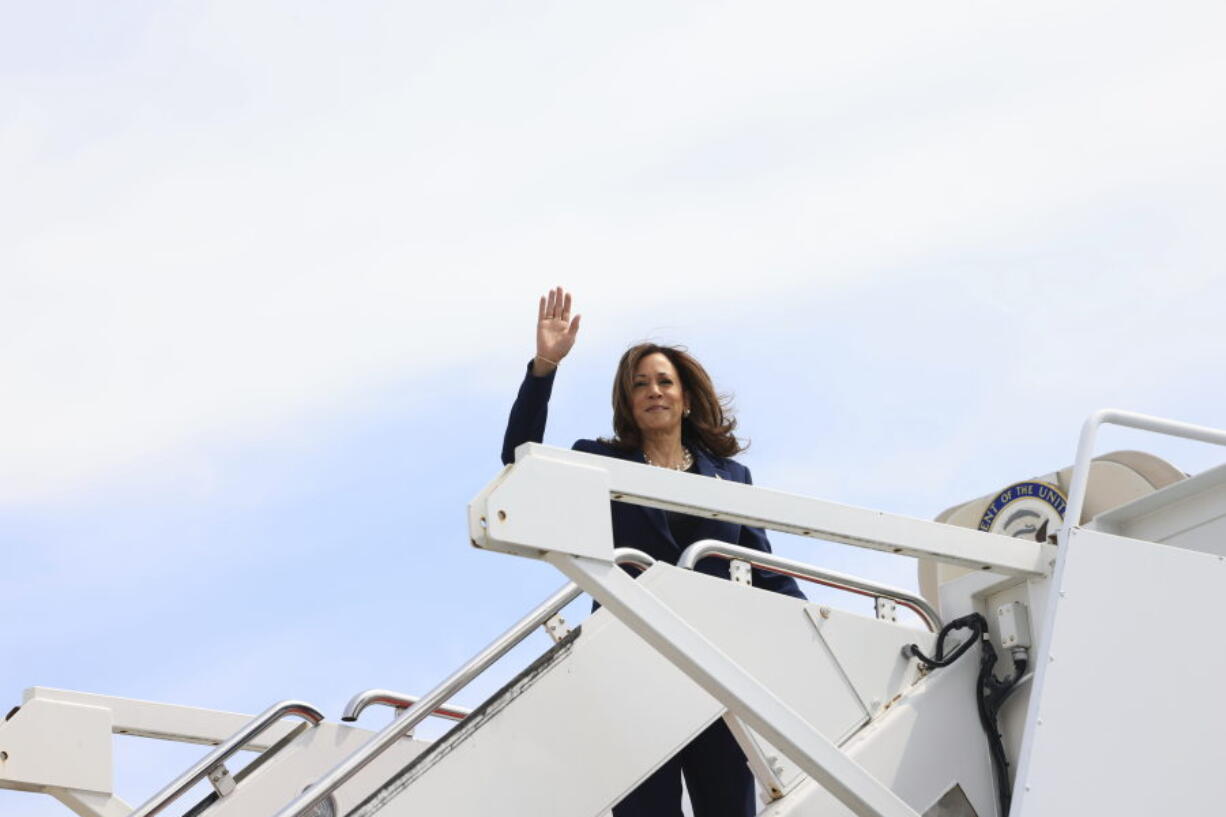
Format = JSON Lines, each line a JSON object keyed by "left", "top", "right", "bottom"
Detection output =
{"left": 533, "top": 286, "right": 581, "bottom": 376}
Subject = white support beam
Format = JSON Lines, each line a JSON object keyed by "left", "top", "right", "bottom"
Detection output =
{"left": 722, "top": 714, "right": 789, "bottom": 801}
{"left": 0, "top": 697, "right": 112, "bottom": 795}
{"left": 50, "top": 790, "right": 133, "bottom": 817}
{"left": 545, "top": 552, "right": 922, "bottom": 817}
{"left": 24, "top": 688, "right": 298, "bottom": 750}
{"left": 503, "top": 444, "right": 1052, "bottom": 577}
{"left": 470, "top": 454, "right": 614, "bottom": 561}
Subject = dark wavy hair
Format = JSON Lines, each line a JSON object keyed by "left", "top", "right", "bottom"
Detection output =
{"left": 600, "top": 343, "right": 745, "bottom": 458}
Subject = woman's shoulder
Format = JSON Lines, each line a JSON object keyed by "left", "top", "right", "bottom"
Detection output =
{"left": 701, "top": 449, "right": 752, "bottom": 482}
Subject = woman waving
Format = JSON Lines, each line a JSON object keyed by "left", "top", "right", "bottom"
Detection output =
{"left": 501, "top": 287, "right": 804, "bottom": 817}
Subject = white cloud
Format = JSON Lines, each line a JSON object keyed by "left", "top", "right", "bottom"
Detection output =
{"left": 1, "top": 12, "right": 1225, "bottom": 813}
{"left": 3, "top": 0, "right": 1224, "bottom": 502}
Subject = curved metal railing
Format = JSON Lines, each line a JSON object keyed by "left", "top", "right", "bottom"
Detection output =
{"left": 1064, "top": 409, "right": 1226, "bottom": 535}
{"left": 276, "top": 547, "right": 656, "bottom": 817}
{"left": 129, "top": 700, "right": 324, "bottom": 817}
{"left": 341, "top": 548, "right": 657, "bottom": 725}
{"left": 342, "top": 690, "right": 473, "bottom": 724}
{"left": 610, "top": 547, "right": 657, "bottom": 572}
{"left": 678, "top": 539, "right": 942, "bottom": 632}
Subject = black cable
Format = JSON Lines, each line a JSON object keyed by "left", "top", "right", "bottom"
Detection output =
{"left": 975, "top": 638, "right": 1013, "bottom": 817}
{"left": 997, "top": 669, "right": 1032, "bottom": 708}
{"left": 906, "top": 615, "right": 1027, "bottom": 817}
{"left": 905, "top": 613, "right": 986, "bottom": 668}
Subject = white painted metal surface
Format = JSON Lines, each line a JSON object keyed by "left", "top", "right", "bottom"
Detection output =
{"left": 546, "top": 554, "right": 923, "bottom": 817}
{"left": 723, "top": 714, "right": 792, "bottom": 802}
{"left": 490, "top": 444, "right": 1053, "bottom": 578}
{"left": 1013, "top": 526, "right": 1226, "bottom": 815}
{"left": 0, "top": 696, "right": 113, "bottom": 794}
{"left": 357, "top": 564, "right": 945, "bottom": 817}
{"left": 200, "top": 720, "right": 427, "bottom": 817}
{"left": 1090, "top": 461, "right": 1226, "bottom": 553}
{"left": 805, "top": 606, "right": 927, "bottom": 722}
{"left": 277, "top": 551, "right": 656, "bottom": 817}
{"left": 353, "top": 603, "right": 727, "bottom": 816}
{"left": 129, "top": 700, "right": 324, "bottom": 817}
{"left": 23, "top": 687, "right": 305, "bottom": 749}
{"left": 7, "top": 409, "right": 1226, "bottom": 817}
{"left": 760, "top": 651, "right": 998, "bottom": 817}
{"left": 0, "top": 690, "right": 429, "bottom": 817}
{"left": 464, "top": 443, "right": 1052, "bottom": 817}
{"left": 48, "top": 791, "right": 133, "bottom": 817}
{"left": 469, "top": 453, "right": 615, "bottom": 560}
{"left": 642, "top": 567, "right": 930, "bottom": 747}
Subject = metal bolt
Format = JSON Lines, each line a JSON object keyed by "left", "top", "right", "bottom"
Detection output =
{"left": 819, "top": 606, "right": 831, "bottom": 619}
{"left": 0, "top": 751, "right": 7, "bottom": 761}
{"left": 497, "top": 510, "right": 507, "bottom": 521}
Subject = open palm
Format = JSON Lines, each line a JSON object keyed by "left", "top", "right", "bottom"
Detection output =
{"left": 536, "top": 287, "right": 581, "bottom": 368}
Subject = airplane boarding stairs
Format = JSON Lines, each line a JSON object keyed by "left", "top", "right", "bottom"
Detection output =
{"left": 4, "top": 555, "right": 1001, "bottom": 817}
{"left": 334, "top": 562, "right": 995, "bottom": 817}
{"left": 6, "top": 409, "right": 1226, "bottom": 817}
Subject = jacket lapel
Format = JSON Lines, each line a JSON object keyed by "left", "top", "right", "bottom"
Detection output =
{"left": 692, "top": 448, "right": 725, "bottom": 480}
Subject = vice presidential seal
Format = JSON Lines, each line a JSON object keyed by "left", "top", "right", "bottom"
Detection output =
{"left": 978, "top": 481, "right": 1066, "bottom": 541}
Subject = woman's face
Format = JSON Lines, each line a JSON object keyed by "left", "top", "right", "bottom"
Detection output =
{"left": 630, "top": 352, "right": 690, "bottom": 437}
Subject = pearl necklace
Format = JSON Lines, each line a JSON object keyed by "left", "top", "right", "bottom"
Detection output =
{"left": 643, "top": 447, "right": 694, "bottom": 471}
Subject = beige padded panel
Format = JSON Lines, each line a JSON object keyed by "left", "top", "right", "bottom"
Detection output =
{"left": 918, "top": 451, "right": 1184, "bottom": 608}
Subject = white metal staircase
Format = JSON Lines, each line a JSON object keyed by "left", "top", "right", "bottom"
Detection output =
{"left": 5, "top": 410, "right": 1226, "bottom": 817}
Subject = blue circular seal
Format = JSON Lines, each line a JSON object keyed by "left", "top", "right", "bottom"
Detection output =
{"left": 978, "top": 480, "right": 1067, "bottom": 540}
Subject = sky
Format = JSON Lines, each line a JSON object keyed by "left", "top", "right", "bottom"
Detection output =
{"left": 3, "top": 1, "right": 1225, "bottom": 813}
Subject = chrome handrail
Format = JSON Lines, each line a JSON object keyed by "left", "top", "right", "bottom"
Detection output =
{"left": 342, "top": 691, "right": 473, "bottom": 724}
{"left": 678, "top": 539, "right": 942, "bottom": 632}
{"left": 277, "top": 547, "right": 656, "bottom": 817}
{"left": 128, "top": 700, "right": 324, "bottom": 817}
{"left": 610, "top": 547, "right": 657, "bottom": 572}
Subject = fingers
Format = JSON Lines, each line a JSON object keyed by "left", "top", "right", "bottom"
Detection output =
{"left": 540, "top": 286, "right": 577, "bottom": 326}
{"left": 567, "top": 313, "right": 581, "bottom": 337}
{"left": 541, "top": 286, "right": 573, "bottom": 321}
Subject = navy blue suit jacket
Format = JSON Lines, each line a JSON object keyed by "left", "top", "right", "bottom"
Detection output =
{"left": 502, "top": 363, "right": 805, "bottom": 600}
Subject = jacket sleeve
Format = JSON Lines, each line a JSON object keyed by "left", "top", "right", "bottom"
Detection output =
{"left": 736, "top": 466, "right": 807, "bottom": 600}
{"left": 501, "top": 360, "right": 557, "bottom": 465}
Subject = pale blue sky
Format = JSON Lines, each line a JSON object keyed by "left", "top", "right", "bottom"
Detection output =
{"left": 4, "top": 1, "right": 1226, "bottom": 812}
